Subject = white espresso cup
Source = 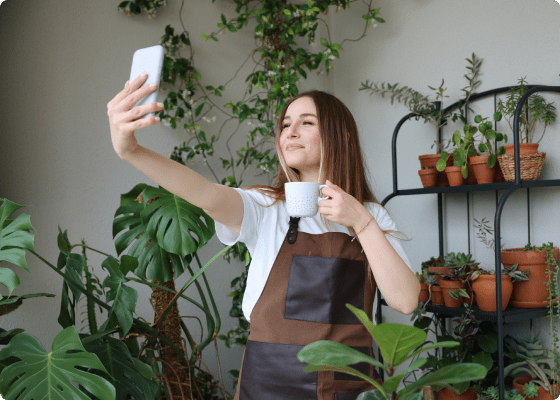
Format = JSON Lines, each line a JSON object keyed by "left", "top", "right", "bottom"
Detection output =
{"left": 285, "top": 182, "right": 329, "bottom": 217}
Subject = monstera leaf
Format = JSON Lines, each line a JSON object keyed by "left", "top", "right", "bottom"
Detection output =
{"left": 112, "top": 185, "right": 215, "bottom": 282}
{"left": 0, "top": 327, "right": 115, "bottom": 400}
{"left": 99, "top": 255, "right": 139, "bottom": 336}
{"left": 84, "top": 336, "right": 158, "bottom": 400}
{"left": 0, "top": 199, "right": 36, "bottom": 299}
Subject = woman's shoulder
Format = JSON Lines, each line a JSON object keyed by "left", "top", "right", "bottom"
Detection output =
{"left": 239, "top": 187, "right": 278, "bottom": 207}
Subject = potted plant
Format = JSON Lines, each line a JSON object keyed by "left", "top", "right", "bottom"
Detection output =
{"left": 439, "top": 252, "right": 479, "bottom": 308}
{"left": 418, "top": 165, "right": 438, "bottom": 188}
{"left": 469, "top": 111, "right": 507, "bottom": 184}
{"left": 437, "top": 127, "right": 478, "bottom": 186}
{"left": 297, "top": 304, "right": 488, "bottom": 400}
{"left": 417, "top": 270, "right": 436, "bottom": 303}
{"left": 511, "top": 359, "right": 560, "bottom": 400}
{"left": 501, "top": 243, "right": 560, "bottom": 309}
{"left": 469, "top": 264, "right": 529, "bottom": 312}
{"left": 421, "top": 256, "right": 449, "bottom": 283}
{"left": 495, "top": 77, "right": 557, "bottom": 181}
{"left": 361, "top": 54, "right": 482, "bottom": 187}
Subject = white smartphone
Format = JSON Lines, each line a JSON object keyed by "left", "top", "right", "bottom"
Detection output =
{"left": 129, "top": 45, "right": 165, "bottom": 118}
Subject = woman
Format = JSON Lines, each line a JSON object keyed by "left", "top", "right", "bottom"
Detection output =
{"left": 108, "top": 73, "right": 420, "bottom": 399}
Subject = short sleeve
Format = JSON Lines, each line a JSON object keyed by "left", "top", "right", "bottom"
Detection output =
{"left": 214, "top": 188, "right": 271, "bottom": 255}
{"left": 367, "top": 203, "right": 413, "bottom": 271}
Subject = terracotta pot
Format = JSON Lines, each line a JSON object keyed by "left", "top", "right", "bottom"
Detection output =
{"left": 465, "top": 160, "right": 478, "bottom": 185}
{"left": 501, "top": 247, "right": 560, "bottom": 308}
{"left": 445, "top": 166, "right": 464, "bottom": 186}
{"left": 429, "top": 285, "right": 444, "bottom": 305}
{"left": 419, "top": 283, "right": 429, "bottom": 303}
{"left": 437, "top": 386, "right": 477, "bottom": 400}
{"left": 419, "top": 153, "right": 453, "bottom": 187}
{"left": 419, "top": 168, "right": 438, "bottom": 188}
{"left": 512, "top": 375, "right": 560, "bottom": 400}
{"left": 469, "top": 155, "right": 496, "bottom": 184}
{"left": 427, "top": 266, "right": 453, "bottom": 284}
{"left": 471, "top": 274, "right": 513, "bottom": 312}
{"left": 439, "top": 279, "right": 467, "bottom": 308}
{"left": 504, "top": 143, "right": 539, "bottom": 155}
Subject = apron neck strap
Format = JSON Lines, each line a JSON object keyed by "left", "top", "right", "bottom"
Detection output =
{"left": 287, "top": 217, "right": 300, "bottom": 244}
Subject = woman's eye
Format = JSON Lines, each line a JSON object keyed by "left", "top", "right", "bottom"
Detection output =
{"left": 282, "top": 124, "right": 290, "bottom": 129}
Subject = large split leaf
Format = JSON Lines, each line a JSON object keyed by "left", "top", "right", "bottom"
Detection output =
{"left": 0, "top": 326, "right": 115, "bottom": 400}
{"left": 84, "top": 336, "right": 158, "bottom": 400}
{"left": 99, "top": 256, "right": 138, "bottom": 335}
{"left": 112, "top": 185, "right": 215, "bottom": 282}
{"left": 0, "top": 199, "right": 36, "bottom": 299}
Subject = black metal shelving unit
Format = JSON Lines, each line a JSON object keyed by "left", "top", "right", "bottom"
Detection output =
{"left": 374, "top": 84, "right": 560, "bottom": 400}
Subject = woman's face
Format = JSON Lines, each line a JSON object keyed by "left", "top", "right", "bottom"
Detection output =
{"left": 279, "top": 96, "right": 322, "bottom": 182}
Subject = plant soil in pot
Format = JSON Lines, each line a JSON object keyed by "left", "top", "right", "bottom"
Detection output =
{"left": 471, "top": 274, "right": 513, "bottom": 312}
{"left": 504, "top": 143, "right": 539, "bottom": 155}
{"left": 501, "top": 247, "right": 560, "bottom": 308}
{"left": 470, "top": 155, "right": 496, "bottom": 184}
{"left": 439, "top": 280, "right": 467, "bottom": 308}
{"left": 512, "top": 375, "right": 560, "bottom": 400}
{"left": 429, "top": 285, "right": 444, "bottom": 305}
{"left": 418, "top": 168, "right": 438, "bottom": 188}
{"left": 445, "top": 166, "right": 464, "bottom": 186}
{"left": 437, "top": 386, "right": 477, "bottom": 400}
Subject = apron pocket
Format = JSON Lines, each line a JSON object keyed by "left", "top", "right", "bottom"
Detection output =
{"left": 284, "top": 255, "right": 365, "bottom": 324}
{"left": 333, "top": 347, "right": 371, "bottom": 381}
{"left": 239, "top": 340, "right": 317, "bottom": 400}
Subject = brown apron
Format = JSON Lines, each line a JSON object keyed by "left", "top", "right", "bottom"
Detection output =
{"left": 234, "top": 216, "right": 383, "bottom": 400}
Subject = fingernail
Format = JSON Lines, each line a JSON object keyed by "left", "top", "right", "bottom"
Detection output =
{"left": 141, "top": 71, "right": 147, "bottom": 77}
{"left": 155, "top": 117, "right": 160, "bottom": 122}
{"left": 149, "top": 82, "right": 157, "bottom": 88}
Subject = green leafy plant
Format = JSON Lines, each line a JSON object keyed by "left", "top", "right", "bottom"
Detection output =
{"left": 360, "top": 53, "right": 483, "bottom": 154}
{"left": 472, "top": 110, "right": 507, "bottom": 167}
{"left": 297, "top": 304, "right": 488, "bottom": 400}
{"left": 473, "top": 217, "right": 505, "bottom": 251}
{"left": 496, "top": 77, "right": 557, "bottom": 144}
{"left": 0, "top": 195, "right": 234, "bottom": 399}
{"left": 469, "top": 264, "right": 529, "bottom": 283}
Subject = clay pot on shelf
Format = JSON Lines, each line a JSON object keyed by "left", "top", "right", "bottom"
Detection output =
{"left": 429, "top": 285, "right": 444, "bottom": 305}
{"left": 471, "top": 274, "right": 513, "bottom": 312}
{"left": 439, "top": 279, "right": 467, "bottom": 308}
{"left": 427, "top": 266, "right": 453, "bottom": 284}
{"left": 419, "top": 283, "right": 429, "bottom": 303}
{"left": 419, "top": 154, "right": 452, "bottom": 187}
{"left": 465, "top": 159, "right": 478, "bottom": 185}
{"left": 437, "top": 386, "right": 477, "bottom": 400}
{"left": 469, "top": 155, "right": 496, "bottom": 184}
{"left": 512, "top": 375, "right": 560, "bottom": 400}
{"left": 418, "top": 168, "right": 438, "bottom": 188}
{"left": 445, "top": 166, "right": 464, "bottom": 186}
{"left": 504, "top": 143, "right": 539, "bottom": 155}
{"left": 501, "top": 247, "right": 560, "bottom": 308}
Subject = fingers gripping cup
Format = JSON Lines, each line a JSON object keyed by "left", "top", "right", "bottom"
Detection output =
{"left": 285, "top": 182, "right": 329, "bottom": 217}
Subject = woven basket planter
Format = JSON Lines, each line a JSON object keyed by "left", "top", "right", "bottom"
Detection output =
{"left": 497, "top": 152, "right": 546, "bottom": 181}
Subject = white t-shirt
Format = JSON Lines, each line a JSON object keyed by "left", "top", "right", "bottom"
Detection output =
{"left": 215, "top": 188, "right": 412, "bottom": 322}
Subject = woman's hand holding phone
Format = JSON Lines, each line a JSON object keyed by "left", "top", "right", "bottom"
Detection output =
{"left": 107, "top": 73, "right": 164, "bottom": 159}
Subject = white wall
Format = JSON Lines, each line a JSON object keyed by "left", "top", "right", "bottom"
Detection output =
{"left": 1, "top": 0, "right": 559, "bottom": 393}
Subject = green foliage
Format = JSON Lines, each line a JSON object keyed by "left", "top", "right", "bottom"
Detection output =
{"left": 297, "top": 304, "right": 488, "bottom": 399}
{"left": 360, "top": 53, "right": 483, "bottom": 153}
{"left": 0, "top": 199, "right": 36, "bottom": 298}
{"left": 496, "top": 77, "right": 557, "bottom": 143}
{"left": 0, "top": 327, "right": 115, "bottom": 400}
{"left": 83, "top": 336, "right": 159, "bottom": 400}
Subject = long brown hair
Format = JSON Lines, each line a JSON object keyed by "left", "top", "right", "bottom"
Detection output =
{"left": 243, "top": 90, "right": 399, "bottom": 237}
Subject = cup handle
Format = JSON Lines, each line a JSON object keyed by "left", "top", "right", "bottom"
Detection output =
{"left": 318, "top": 184, "right": 329, "bottom": 201}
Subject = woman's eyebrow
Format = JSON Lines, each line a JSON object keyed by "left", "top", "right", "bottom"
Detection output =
{"left": 283, "top": 113, "right": 317, "bottom": 120}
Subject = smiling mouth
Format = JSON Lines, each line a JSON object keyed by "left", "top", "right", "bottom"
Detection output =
{"left": 286, "top": 146, "right": 304, "bottom": 151}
